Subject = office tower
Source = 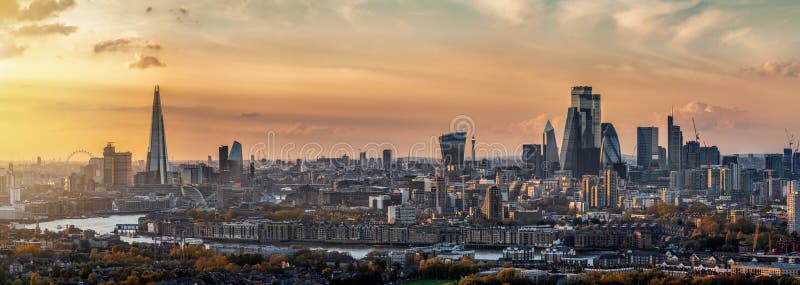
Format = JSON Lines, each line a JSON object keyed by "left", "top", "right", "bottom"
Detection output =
{"left": 784, "top": 149, "right": 793, "bottom": 178}
{"left": 145, "top": 85, "right": 170, "bottom": 185}
{"left": 789, "top": 181, "right": 800, "bottom": 234}
{"left": 9, "top": 187, "right": 20, "bottom": 205}
{"left": 560, "top": 86, "right": 602, "bottom": 177}
{"left": 569, "top": 86, "right": 602, "bottom": 148}
{"left": 522, "top": 144, "right": 543, "bottom": 177}
{"left": 582, "top": 175, "right": 601, "bottom": 208}
{"left": 481, "top": 185, "right": 503, "bottom": 221}
{"left": 383, "top": 149, "right": 392, "bottom": 171}
{"left": 560, "top": 107, "right": 581, "bottom": 173}
{"left": 543, "top": 120, "right": 560, "bottom": 174}
{"left": 795, "top": 153, "right": 800, "bottom": 176}
{"left": 742, "top": 168, "right": 755, "bottom": 194}
{"left": 683, "top": 141, "right": 701, "bottom": 169}
{"left": 359, "top": 152, "right": 367, "bottom": 169}
{"left": 637, "top": 127, "right": 659, "bottom": 169}
{"left": 669, "top": 171, "right": 681, "bottom": 190}
{"left": 439, "top": 132, "right": 467, "bottom": 172}
{"left": 699, "top": 146, "right": 721, "bottom": 166}
{"left": 667, "top": 115, "right": 683, "bottom": 171}
{"left": 658, "top": 146, "right": 667, "bottom": 169}
{"left": 603, "top": 168, "right": 620, "bottom": 208}
{"left": 722, "top": 155, "right": 738, "bottom": 167}
{"left": 180, "top": 164, "right": 209, "bottom": 185}
{"left": 600, "top": 123, "right": 621, "bottom": 168}
{"left": 36, "top": 156, "right": 42, "bottom": 166}
{"left": 102, "top": 142, "right": 132, "bottom": 188}
{"left": 0, "top": 169, "right": 10, "bottom": 206}
{"left": 766, "top": 154, "right": 784, "bottom": 176}
{"left": 707, "top": 166, "right": 730, "bottom": 197}
{"left": 216, "top": 186, "right": 233, "bottom": 210}
{"left": 229, "top": 141, "right": 243, "bottom": 182}
{"left": 731, "top": 163, "right": 742, "bottom": 194}
{"left": 218, "top": 145, "right": 229, "bottom": 171}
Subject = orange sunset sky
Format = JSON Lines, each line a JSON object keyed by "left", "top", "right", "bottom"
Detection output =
{"left": 1, "top": 0, "right": 799, "bottom": 162}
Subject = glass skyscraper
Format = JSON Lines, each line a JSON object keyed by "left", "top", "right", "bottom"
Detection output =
{"left": 600, "top": 123, "right": 621, "bottom": 168}
{"left": 439, "top": 132, "right": 467, "bottom": 172}
{"left": 636, "top": 127, "right": 658, "bottom": 169}
{"left": 543, "top": 120, "right": 559, "bottom": 174}
{"left": 145, "top": 85, "right": 170, "bottom": 185}
{"left": 561, "top": 86, "right": 602, "bottom": 177}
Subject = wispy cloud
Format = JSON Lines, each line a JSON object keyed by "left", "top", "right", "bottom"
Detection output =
{"left": 0, "top": 37, "right": 26, "bottom": 59}
{"left": 12, "top": 23, "right": 76, "bottom": 36}
{"left": 469, "top": 0, "right": 542, "bottom": 25}
{"left": 676, "top": 101, "right": 748, "bottom": 130}
{"left": 746, "top": 60, "right": 800, "bottom": 78}
{"left": 93, "top": 37, "right": 161, "bottom": 53}
{"left": 612, "top": 0, "right": 698, "bottom": 35}
{"left": 240, "top": 112, "right": 261, "bottom": 118}
{"left": 17, "top": 0, "right": 76, "bottom": 21}
{"left": 672, "top": 9, "right": 729, "bottom": 45}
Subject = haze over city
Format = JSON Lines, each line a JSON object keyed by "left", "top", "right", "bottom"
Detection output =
{"left": 7, "top": 1, "right": 800, "bottom": 285}
{"left": 2, "top": 0, "right": 800, "bottom": 161}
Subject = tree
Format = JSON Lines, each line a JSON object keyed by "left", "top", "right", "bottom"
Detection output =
{"left": 29, "top": 273, "right": 38, "bottom": 285}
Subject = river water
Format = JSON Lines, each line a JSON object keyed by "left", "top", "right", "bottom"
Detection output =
{"left": 21, "top": 215, "right": 502, "bottom": 260}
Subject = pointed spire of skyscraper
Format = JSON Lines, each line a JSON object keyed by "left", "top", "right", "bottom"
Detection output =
{"left": 145, "top": 84, "right": 170, "bottom": 185}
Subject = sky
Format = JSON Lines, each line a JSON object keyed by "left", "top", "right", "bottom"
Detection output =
{"left": 1, "top": 0, "right": 799, "bottom": 162}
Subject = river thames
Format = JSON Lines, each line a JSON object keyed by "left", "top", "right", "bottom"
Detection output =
{"left": 22, "top": 214, "right": 503, "bottom": 260}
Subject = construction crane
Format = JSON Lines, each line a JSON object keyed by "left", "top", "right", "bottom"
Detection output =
{"left": 692, "top": 117, "right": 700, "bottom": 142}
{"left": 786, "top": 128, "right": 796, "bottom": 151}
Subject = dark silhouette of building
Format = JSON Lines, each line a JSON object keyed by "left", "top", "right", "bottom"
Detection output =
{"left": 383, "top": 149, "right": 392, "bottom": 171}
{"left": 543, "top": 120, "right": 560, "bottom": 176}
{"left": 637, "top": 127, "right": 658, "bottom": 169}
{"left": 561, "top": 87, "right": 602, "bottom": 177}
{"left": 683, "top": 141, "right": 701, "bottom": 169}
{"left": 522, "top": 144, "right": 543, "bottom": 178}
{"left": 668, "top": 115, "right": 683, "bottom": 171}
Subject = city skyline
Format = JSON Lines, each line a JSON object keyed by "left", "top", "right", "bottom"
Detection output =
{"left": 2, "top": 0, "right": 800, "bottom": 161}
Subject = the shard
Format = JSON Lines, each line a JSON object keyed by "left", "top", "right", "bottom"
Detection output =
{"left": 145, "top": 85, "right": 170, "bottom": 185}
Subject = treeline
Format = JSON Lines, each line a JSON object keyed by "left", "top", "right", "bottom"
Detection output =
{"left": 570, "top": 270, "right": 800, "bottom": 285}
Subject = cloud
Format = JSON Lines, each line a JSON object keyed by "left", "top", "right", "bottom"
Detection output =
{"left": 675, "top": 101, "right": 747, "bottom": 130}
{"left": 470, "top": 0, "right": 542, "bottom": 25}
{"left": 746, "top": 60, "right": 800, "bottom": 78}
{"left": 0, "top": 38, "right": 26, "bottom": 59}
{"left": 93, "top": 37, "right": 161, "bottom": 53}
{"left": 12, "top": 23, "right": 76, "bottom": 36}
{"left": 276, "top": 122, "right": 330, "bottom": 136}
{"left": 17, "top": 0, "right": 76, "bottom": 21}
{"left": 128, "top": 54, "right": 165, "bottom": 69}
{"left": 240, "top": 112, "right": 261, "bottom": 118}
{"left": 505, "top": 113, "right": 560, "bottom": 139}
{"left": 612, "top": 0, "right": 698, "bottom": 34}
{"left": 720, "top": 27, "right": 752, "bottom": 44}
{"left": 672, "top": 9, "right": 729, "bottom": 45}
{"left": 0, "top": 0, "right": 20, "bottom": 20}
